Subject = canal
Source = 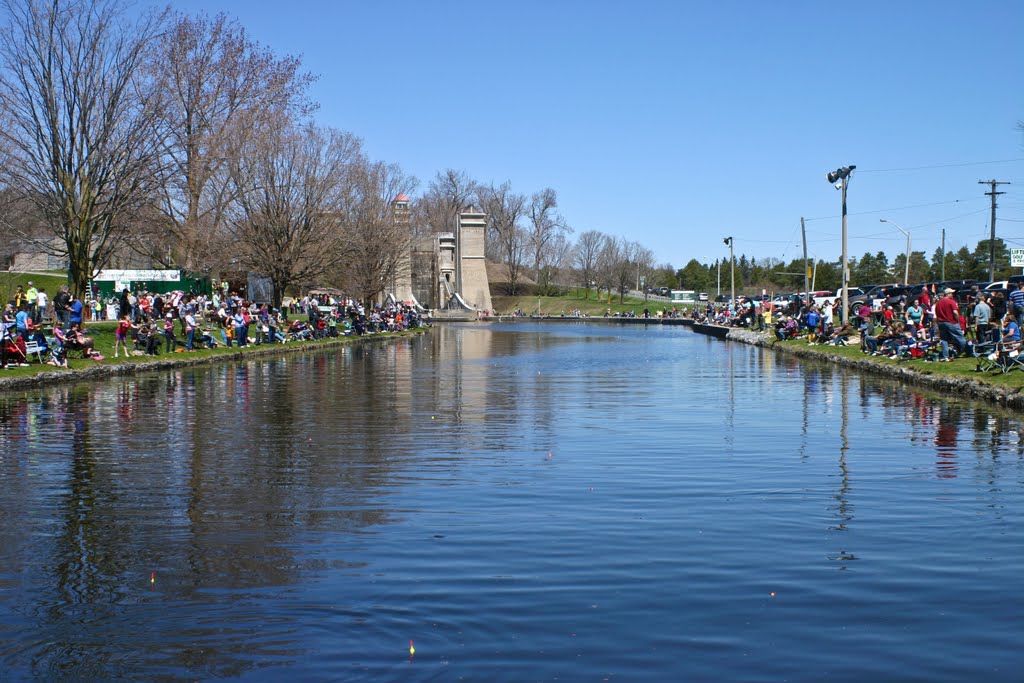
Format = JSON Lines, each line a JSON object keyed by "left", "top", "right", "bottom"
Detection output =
{"left": 1, "top": 322, "right": 1022, "bottom": 681}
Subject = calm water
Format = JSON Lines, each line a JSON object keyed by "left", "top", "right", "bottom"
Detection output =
{"left": 1, "top": 322, "right": 1023, "bottom": 681}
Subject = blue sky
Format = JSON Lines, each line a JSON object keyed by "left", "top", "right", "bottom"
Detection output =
{"left": 163, "top": 0, "right": 1023, "bottom": 271}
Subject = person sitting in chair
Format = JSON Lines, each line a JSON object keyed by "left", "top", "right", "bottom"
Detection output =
{"left": 66, "top": 323, "right": 102, "bottom": 359}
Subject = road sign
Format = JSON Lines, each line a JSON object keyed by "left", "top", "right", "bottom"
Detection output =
{"left": 1012, "top": 249, "right": 1024, "bottom": 267}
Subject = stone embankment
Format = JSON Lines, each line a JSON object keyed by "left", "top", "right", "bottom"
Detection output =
{"left": 721, "top": 327, "right": 1024, "bottom": 410}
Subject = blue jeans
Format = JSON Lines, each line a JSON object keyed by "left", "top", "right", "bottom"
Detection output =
{"left": 938, "top": 321, "right": 967, "bottom": 355}
{"left": 235, "top": 325, "right": 247, "bottom": 346}
{"left": 186, "top": 329, "right": 195, "bottom": 350}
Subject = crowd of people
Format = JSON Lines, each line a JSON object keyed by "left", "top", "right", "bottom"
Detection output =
{"left": 761, "top": 283, "right": 1024, "bottom": 365}
{"left": 1, "top": 282, "right": 427, "bottom": 370}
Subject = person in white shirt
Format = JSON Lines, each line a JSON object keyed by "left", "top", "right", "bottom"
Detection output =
{"left": 36, "top": 288, "right": 48, "bottom": 322}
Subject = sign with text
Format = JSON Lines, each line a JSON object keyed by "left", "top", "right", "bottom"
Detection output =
{"left": 1012, "top": 249, "right": 1024, "bottom": 268}
{"left": 95, "top": 269, "right": 181, "bottom": 282}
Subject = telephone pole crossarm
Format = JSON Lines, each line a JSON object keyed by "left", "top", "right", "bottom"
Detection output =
{"left": 979, "top": 179, "right": 1010, "bottom": 280}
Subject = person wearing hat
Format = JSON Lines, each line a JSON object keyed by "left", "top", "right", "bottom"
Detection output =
{"left": 68, "top": 294, "right": 84, "bottom": 328}
{"left": 935, "top": 287, "right": 967, "bottom": 358}
{"left": 25, "top": 281, "right": 37, "bottom": 321}
{"left": 183, "top": 306, "right": 197, "bottom": 351}
{"left": 163, "top": 313, "right": 178, "bottom": 353}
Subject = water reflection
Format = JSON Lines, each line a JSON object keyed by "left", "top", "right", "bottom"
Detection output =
{"left": 1, "top": 325, "right": 1024, "bottom": 680}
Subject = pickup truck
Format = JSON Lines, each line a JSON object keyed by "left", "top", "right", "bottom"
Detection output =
{"left": 812, "top": 288, "right": 864, "bottom": 309}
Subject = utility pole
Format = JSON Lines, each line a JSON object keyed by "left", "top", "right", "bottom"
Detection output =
{"left": 801, "top": 217, "right": 809, "bottom": 304}
{"left": 940, "top": 228, "right": 945, "bottom": 281}
{"left": 826, "top": 165, "right": 855, "bottom": 325}
{"left": 979, "top": 179, "right": 1010, "bottom": 280}
{"left": 723, "top": 236, "right": 735, "bottom": 305}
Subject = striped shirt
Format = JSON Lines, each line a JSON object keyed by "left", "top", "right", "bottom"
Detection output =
{"left": 1009, "top": 288, "right": 1024, "bottom": 311}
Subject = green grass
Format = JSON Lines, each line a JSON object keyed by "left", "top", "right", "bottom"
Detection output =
{"left": 772, "top": 334, "right": 1024, "bottom": 389}
{"left": 1, "top": 271, "right": 68, "bottom": 306}
{"left": 3, "top": 319, "right": 419, "bottom": 378}
{"left": 492, "top": 288, "right": 688, "bottom": 317}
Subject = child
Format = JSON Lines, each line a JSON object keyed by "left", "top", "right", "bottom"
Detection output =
{"left": 113, "top": 315, "right": 137, "bottom": 358}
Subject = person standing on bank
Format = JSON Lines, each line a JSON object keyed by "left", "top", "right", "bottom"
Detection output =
{"left": 1009, "top": 281, "right": 1024, "bottom": 321}
{"left": 25, "top": 281, "right": 37, "bottom": 321}
{"left": 36, "top": 287, "right": 48, "bottom": 323}
{"left": 53, "top": 286, "right": 71, "bottom": 328}
{"left": 974, "top": 295, "right": 993, "bottom": 343}
{"left": 68, "top": 294, "right": 84, "bottom": 328}
{"left": 935, "top": 288, "right": 968, "bottom": 358}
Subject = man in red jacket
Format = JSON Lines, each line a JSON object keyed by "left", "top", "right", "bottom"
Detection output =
{"left": 935, "top": 288, "right": 967, "bottom": 358}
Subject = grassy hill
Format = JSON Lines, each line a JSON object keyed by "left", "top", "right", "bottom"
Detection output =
{"left": 1, "top": 271, "right": 68, "bottom": 306}
{"left": 491, "top": 288, "right": 679, "bottom": 317}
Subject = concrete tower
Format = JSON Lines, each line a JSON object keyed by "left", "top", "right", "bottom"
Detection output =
{"left": 390, "top": 193, "right": 414, "bottom": 303}
{"left": 456, "top": 208, "right": 492, "bottom": 313}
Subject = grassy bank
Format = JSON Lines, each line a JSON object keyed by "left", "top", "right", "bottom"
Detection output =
{"left": 2, "top": 319, "right": 423, "bottom": 385}
{"left": 770, "top": 333, "right": 1024, "bottom": 390}
{"left": 491, "top": 288, "right": 680, "bottom": 317}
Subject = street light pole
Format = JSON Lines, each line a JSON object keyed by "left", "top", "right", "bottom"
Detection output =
{"left": 880, "top": 218, "right": 911, "bottom": 284}
{"left": 826, "top": 166, "right": 856, "bottom": 325}
{"left": 723, "top": 236, "right": 735, "bottom": 305}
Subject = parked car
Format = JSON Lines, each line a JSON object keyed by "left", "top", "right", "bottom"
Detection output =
{"left": 848, "top": 283, "right": 899, "bottom": 316}
{"left": 881, "top": 285, "right": 914, "bottom": 309}
{"left": 698, "top": 292, "right": 709, "bottom": 302}
{"left": 812, "top": 288, "right": 864, "bottom": 308}
{"left": 773, "top": 293, "right": 804, "bottom": 313}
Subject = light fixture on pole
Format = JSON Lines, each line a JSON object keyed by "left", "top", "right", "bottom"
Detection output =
{"left": 826, "top": 165, "right": 855, "bottom": 325}
{"left": 723, "top": 236, "right": 735, "bottom": 305}
{"left": 880, "top": 218, "right": 911, "bottom": 285}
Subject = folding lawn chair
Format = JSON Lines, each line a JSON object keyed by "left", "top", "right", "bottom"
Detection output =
{"left": 970, "top": 339, "right": 1000, "bottom": 373}
{"left": 23, "top": 339, "right": 47, "bottom": 363}
{"left": 996, "top": 342, "right": 1024, "bottom": 374}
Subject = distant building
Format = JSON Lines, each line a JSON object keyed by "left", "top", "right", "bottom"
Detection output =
{"left": 455, "top": 208, "right": 492, "bottom": 312}
{"left": 389, "top": 194, "right": 414, "bottom": 304}
{"left": 408, "top": 207, "right": 492, "bottom": 313}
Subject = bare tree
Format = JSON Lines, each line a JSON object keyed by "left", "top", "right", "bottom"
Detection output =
{"left": 535, "top": 230, "right": 574, "bottom": 295}
{"left": 634, "top": 243, "right": 656, "bottom": 301}
{"left": 411, "top": 168, "right": 478, "bottom": 238}
{"left": 595, "top": 234, "right": 620, "bottom": 301}
{"left": 225, "top": 123, "right": 360, "bottom": 308}
{"left": 335, "top": 159, "right": 418, "bottom": 302}
{"left": 572, "top": 229, "right": 605, "bottom": 299}
{"left": 0, "top": 0, "right": 168, "bottom": 297}
{"left": 478, "top": 181, "right": 527, "bottom": 294}
{"left": 145, "top": 11, "right": 317, "bottom": 270}
{"left": 611, "top": 237, "right": 640, "bottom": 303}
{"left": 527, "top": 187, "right": 571, "bottom": 281}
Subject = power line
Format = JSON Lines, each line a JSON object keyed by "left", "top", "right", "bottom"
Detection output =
{"left": 804, "top": 196, "right": 984, "bottom": 222}
{"left": 858, "top": 158, "right": 1024, "bottom": 173}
